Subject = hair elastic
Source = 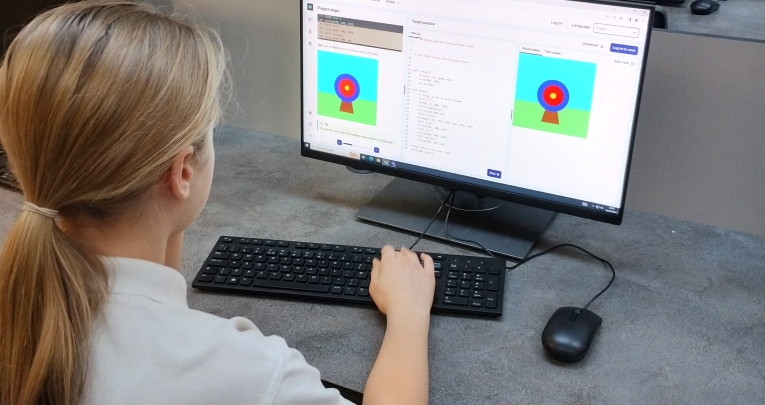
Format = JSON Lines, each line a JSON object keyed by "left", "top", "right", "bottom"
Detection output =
{"left": 22, "top": 202, "right": 59, "bottom": 218}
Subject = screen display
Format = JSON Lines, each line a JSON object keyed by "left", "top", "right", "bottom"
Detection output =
{"left": 301, "top": 0, "right": 652, "bottom": 219}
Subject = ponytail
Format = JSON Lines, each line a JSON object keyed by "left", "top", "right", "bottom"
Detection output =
{"left": 0, "top": 210, "right": 108, "bottom": 405}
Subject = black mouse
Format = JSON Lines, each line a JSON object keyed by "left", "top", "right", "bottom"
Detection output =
{"left": 690, "top": 0, "right": 720, "bottom": 15}
{"left": 541, "top": 307, "right": 602, "bottom": 363}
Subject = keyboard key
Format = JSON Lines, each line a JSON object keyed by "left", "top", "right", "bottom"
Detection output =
{"left": 283, "top": 274, "right": 295, "bottom": 282}
{"left": 487, "top": 277, "right": 499, "bottom": 292}
{"left": 208, "top": 259, "right": 228, "bottom": 267}
{"left": 308, "top": 275, "right": 320, "bottom": 283}
{"left": 296, "top": 274, "right": 308, "bottom": 283}
{"left": 202, "top": 266, "right": 219, "bottom": 275}
{"left": 356, "top": 271, "right": 368, "bottom": 280}
{"left": 459, "top": 281, "right": 471, "bottom": 289}
{"left": 221, "top": 237, "right": 233, "bottom": 243}
{"left": 216, "top": 244, "right": 228, "bottom": 252}
{"left": 458, "top": 289, "right": 470, "bottom": 298}
{"left": 198, "top": 274, "right": 214, "bottom": 283}
{"left": 471, "top": 299, "right": 483, "bottom": 308}
{"left": 277, "top": 241, "right": 289, "bottom": 247}
{"left": 358, "top": 288, "right": 369, "bottom": 297}
{"left": 308, "top": 243, "right": 319, "bottom": 250}
{"left": 443, "top": 296, "right": 468, "bottom": 306}
{"left": 348, "top": 279, "right": 359, "bottom": 287}
{"left": 251, "top": 239, "right": 264, "bottom": 245}
{"left": 473, "top": 282, "right": 485, "bottom": 290}
{"left": 238, "top": 238, "right": 251, "bottom": 244}
{"left": 256, "top": 271, "right": 268, "bottom": 279}
{"left": 485, "top": 293, "right": 498, "bottom": 309}
{"left": 333, "top": 245, "right": 345, "bottom": 252}
{"left": 251, "top": 278, "right": 330, "bottom": 293}
{"left": 334, "top": 278, "right": 345, "bottom": 286}
{"left": 447, "top": 271, "right": 459, "bottom": 279}
{"left": 240, "top": 277, "right": 253, "bottom": 286}
{"left": 488, "top": 267, "right": 501, "bottom": 275}
{"left": 230, "top": 253, "right": 242, "bottom": 260}
{"left": 461, "top": 273, "right": 472, "bottom": 281}
{"left": 472, "top": 290, "right": 484, "bottom": 299}
{"left": 212, "top": 252, "right": 230, "bottom": 259}
{"left": 331, "top": 286, "right": 343, "bottom": 294}
{"left": 475, "top": 274, "right": 486, "bottom": 282}
{"left": 269, "top": 272, "right": 282, "bottom": 280}
{"left": 445, "top": 288, "right": 456, "bottom": 296}
{"left": 360, "top": 280, "right": 370, "bottom": 288}
{"left": 214, "top": 276, "right": 226, "bottom": 284}
{"left": 344, "top": 287, "right": 357, "bottom": 295}
{"left": 296, "top": 243, "right": 307, "bottom": 248}
{"left": 321, "top": 276, "right": 333, "bottom": 285}
{"left": 352, "top": 247, "right": 364, "bottom": 254}
{"left": 447, "top": 280, "right": 458, "bottom": 288}
{"left": 280, "top": 265, "right": 292, "bottom": 273}
{"left": 264, "top": 240, "right": 276, "bottom": 246}
{"left": 321, "top": 244, "right": 332, "bottom": 251}
{"left": 229, "top": 261, "right": 241, "bottom": 269}
{"left": 232, "top": 268, "right": 243, "bottom": 277}
{"left": 433, "top": 262, "right": 442, "bottom": 270}
{"left": 434, "top": 270, "right": 442, "bottom": 278}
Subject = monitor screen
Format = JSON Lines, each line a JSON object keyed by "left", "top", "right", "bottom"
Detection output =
{"left": 301, "top": 0, "right": 653, "bottom": 225}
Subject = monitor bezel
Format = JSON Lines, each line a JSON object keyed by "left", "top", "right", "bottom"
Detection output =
{"left": 299, "top": 0, "right": 655, "bottom": 225}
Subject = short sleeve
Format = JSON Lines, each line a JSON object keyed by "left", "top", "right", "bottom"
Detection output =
{"left": 271, "top": 345, "right": 356, "bottom": 405}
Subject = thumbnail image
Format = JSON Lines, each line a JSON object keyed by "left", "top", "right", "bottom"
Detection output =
{"left": 317, "top": 50, "right": 379, "bottom": 126}
{"left": 512, "top": 53, "right": 597, "bottom": 138}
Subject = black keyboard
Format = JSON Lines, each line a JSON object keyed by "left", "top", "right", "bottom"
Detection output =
{"left": 192, "top": 236, "right": 506, "bottom": 317}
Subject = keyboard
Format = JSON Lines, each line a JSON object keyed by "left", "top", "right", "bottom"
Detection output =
{"left": 191, "top": 236, "right": 506, "bottom": 317}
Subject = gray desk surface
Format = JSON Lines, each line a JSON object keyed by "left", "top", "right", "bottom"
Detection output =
{"left": 663, "top": 0, "right": 765, "bottom": 41}
{"left": 0, "top": 127, "right": 763, "bottom": 404}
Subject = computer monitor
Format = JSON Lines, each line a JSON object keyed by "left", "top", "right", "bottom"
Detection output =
{"left": 300, "top": 0, "right": 654, "bottom": 258}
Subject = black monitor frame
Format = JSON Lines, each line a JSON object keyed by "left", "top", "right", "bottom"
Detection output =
{"left": 300, "top": 0, "right": 655, "bottom": 227}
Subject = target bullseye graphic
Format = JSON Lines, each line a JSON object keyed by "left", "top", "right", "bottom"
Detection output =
{"left": 537, "top": 80, "right": 569, "bottom": 125}
{"left": 335, "top": 74, "right": 360, "bottom": 114}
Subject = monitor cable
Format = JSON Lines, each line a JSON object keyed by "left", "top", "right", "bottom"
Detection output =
{"left": 408, "top": 190, "right": 454, "bottom": 251}
{"left": 508, "top": 244, "right": 615, "bottom": 311}
{"left": 410, "top": 190, "right": 615, "bottom": 309}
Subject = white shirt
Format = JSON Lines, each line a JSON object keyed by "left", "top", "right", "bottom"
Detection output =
{"left": 83, "top": 257, "right": 354, "bottom": 405}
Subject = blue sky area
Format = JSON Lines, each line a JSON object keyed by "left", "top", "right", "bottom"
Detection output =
{"left": 515, "top": 53, "right": 597, "bottom": 111}
{"left": 317, "top": 51, "right": 379, "bottom": 102}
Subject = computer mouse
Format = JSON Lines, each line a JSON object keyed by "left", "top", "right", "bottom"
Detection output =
{"left": 690, "top": 0, "right": 719, "bottom": 15}
{"left": 541, "top": 306, "right": 602, "bottom": 363}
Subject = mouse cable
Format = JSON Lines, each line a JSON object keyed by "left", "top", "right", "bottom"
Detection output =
{"left": 408, "top": 190, "right": 454, "bottom": 251}
{"left": 443, "top": 191, "right": 496, "bottom": 259}
{"left": 508, "top": 244, "right": 615, "bottom": 310}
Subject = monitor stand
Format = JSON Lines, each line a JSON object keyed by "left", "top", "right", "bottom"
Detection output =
{"left": 355, "top": 178, "right": 555, "bottom": 260}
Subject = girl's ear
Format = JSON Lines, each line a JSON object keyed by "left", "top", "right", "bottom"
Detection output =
{"left": 164, "top": 145, "right": 196, "bottom": 201}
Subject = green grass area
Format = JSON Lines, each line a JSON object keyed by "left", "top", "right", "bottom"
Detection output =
{"left": 317, "top": 92, "right": 377, "bottom": 126}
{"left": 512, "top": 100, "right": 590, "bottom": 138}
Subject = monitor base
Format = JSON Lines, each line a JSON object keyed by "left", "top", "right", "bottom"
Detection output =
{"left": 356, "top": 178, "right": 555, "bottom": 260}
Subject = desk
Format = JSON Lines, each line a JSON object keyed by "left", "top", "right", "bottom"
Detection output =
{"left": 0, "top": 127, "right": 763, "bottom": 404}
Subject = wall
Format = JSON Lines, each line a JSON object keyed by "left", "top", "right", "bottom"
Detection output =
{"left": 173, "top": 0, "right": 302, "bottom": 138}
{"left": 171, "top": 1, "right": 765, "bottom": 237}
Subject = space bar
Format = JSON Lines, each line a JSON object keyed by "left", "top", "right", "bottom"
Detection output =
{"left": 251, "top": 278, "right": 331, "bottom": 293}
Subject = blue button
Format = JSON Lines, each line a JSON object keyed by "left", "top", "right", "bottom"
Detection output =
{"left": 374, "top": 147, "right": 380, "bottom": 153}
{"left": 337, "top": 140, "right": 342, "bottom": 145}
{"left": 487, "top": 169, "right": 502, "bottom": 179}
{"left": 610, "top": 44, "right": 638, "bottom": 55}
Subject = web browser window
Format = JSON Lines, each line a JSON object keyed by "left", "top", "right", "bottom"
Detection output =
{"left": 302, "top": 0, "right": 651, "bottom": 213}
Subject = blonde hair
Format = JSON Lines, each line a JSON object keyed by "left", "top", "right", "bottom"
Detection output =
{"left": 0, "top": 2, "right": 226, "bottom": 405}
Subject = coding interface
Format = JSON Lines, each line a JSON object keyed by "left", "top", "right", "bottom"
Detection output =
{"left": 302, "top": 0, "right": 651, "bottom": 213}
